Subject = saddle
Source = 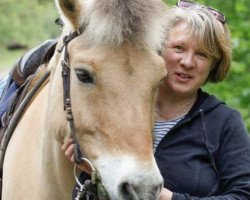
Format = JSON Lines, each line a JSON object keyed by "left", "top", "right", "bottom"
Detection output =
{"left": 0, "top": 39, "right": 57, "bottom": 199}
{"left": 0, "top": 39, "right": 57, "bottom": 126}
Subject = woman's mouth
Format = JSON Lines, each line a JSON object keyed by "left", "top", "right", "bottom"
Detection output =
{"left": 175, "top": 72, "right": 192, "bottom": 81}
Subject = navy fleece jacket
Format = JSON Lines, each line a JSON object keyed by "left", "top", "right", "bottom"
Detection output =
{"left": 155, "top": 89, "right": 250, "bottom": 199}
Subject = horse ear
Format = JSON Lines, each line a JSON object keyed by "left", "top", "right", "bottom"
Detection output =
{"left": 56, "top": 0, "right": 81, "bottom": 30}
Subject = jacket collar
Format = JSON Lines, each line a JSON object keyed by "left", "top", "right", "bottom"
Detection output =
{"left": 182, "top": 88, "right": 225, "bottom": 122}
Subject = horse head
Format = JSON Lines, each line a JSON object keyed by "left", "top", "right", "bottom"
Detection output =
{"left": 47, "top": 0, "right": 168, "bottom": 199}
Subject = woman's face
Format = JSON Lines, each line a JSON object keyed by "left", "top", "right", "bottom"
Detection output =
{"left": 163, "top": 22, "right": 214, "bottom": 97}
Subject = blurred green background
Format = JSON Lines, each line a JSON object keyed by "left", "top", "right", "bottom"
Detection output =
{"left": 0, "top": 0, "right": 249, "bottom": 131}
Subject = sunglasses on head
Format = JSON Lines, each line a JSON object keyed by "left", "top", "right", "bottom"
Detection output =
{"left": 176, "top": 0, "right": 226, "bottom": 24}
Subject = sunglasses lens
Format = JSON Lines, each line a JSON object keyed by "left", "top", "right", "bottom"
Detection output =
{"left": 207, "top": 8, "right": 226, "bottom": 24}
{"left": 177, "top": 0, "right": 195, "bottom": 7}
{"left": 177, "top": 0, "right": 225, "bottom": 24}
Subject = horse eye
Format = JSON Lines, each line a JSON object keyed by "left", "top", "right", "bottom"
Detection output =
{"left": 75, "top": 69, "right": 94, "bottom": 84}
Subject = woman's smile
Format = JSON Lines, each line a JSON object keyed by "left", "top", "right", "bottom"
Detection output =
{"left": 174, "top": 71, "right": 193, "bottom": 82}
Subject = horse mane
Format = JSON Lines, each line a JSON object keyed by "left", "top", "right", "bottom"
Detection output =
{"left": 59, "top": 0, "right": 168, "bottom": 50}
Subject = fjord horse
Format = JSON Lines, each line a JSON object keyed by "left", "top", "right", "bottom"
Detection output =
{"left": 2, "top": 0, "right": 168, "bottom": 199}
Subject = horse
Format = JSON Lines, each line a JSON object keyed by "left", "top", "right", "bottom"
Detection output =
{"left": 2, "top": 0, "right": 168, "bottom": 199}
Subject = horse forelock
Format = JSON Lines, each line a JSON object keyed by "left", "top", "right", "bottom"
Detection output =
{"left": 60, "top": 0, "right": 168, "bottom": 50}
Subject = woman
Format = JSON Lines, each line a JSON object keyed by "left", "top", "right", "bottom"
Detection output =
{"left": 62, "top": 0, "right": 250, "bottom": 199}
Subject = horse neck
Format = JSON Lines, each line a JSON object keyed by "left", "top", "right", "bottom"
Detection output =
{"left": 40, "top": 131, "right": 75, "bottom": 191}
{"left": 28, "top": 79, "right": 76, "bottom": 198}
{"left": 39, "top": 89, "right": 76, "bottom": 196}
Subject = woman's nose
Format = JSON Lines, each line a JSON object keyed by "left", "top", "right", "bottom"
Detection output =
{"left": 180, "top": 52, "right": 195, "bottom": 69}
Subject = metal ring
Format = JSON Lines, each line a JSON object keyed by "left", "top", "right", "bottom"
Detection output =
{"left": 80, "top": 157, "right": 96, "bottom": 172}
{"left": 74, "top": 164, "right": 85, "bottom": 187}
{"left": 73, "top": 157, "right": 96, "bottom": 186}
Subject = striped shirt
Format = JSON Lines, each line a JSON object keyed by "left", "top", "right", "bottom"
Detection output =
{"left": 153, "top": 116, "right": 184, "bottom": 151}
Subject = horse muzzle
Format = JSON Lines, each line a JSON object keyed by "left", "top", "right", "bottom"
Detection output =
{"left": 94, "top": 154, "right": 163, "bottom": 200}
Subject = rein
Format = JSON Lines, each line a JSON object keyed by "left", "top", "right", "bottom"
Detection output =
{"left": 58, "top": 29, "right": 109, "bottom": 200}
{"left": 0, "top": 68, "right": 50, "bottom": 195}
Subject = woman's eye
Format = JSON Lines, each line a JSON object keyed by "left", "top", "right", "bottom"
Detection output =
{"left": 173, "top": 45, "right": 183, "bottom": 52}
{"left": 75, "top": 69, "right": 94, "bottom": 84}
{"left": 196, "top": 51, "right": 208, "bottom": 58}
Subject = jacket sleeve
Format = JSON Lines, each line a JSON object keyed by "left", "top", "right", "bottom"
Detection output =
{"left": 171, "top": 110, "right": 250, "bottom": 200}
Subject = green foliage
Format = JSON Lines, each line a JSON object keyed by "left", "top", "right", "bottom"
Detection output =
{"left": 0, "top": 48, "right": 26, "bottom": 69}
{"left": 0, "top": 0, "right": 59, "bottom": 48}
{"left": 0, "top": 0, "right": 249, "bottom": 131}
{"left": 199, "top": 0, "right": 250, "bottom": 132}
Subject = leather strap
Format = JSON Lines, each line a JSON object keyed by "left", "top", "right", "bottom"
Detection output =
{"left": 60, "top": 30, "right": 85, "bottom": 164}
{"left": 0, "top": 69, "right": 50, "bottom": 172}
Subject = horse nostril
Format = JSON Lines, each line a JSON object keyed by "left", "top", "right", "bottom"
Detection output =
{"left": 120, "top": 182, "right": 138, "bottom": 200}
{"left": 119, "top": 180, "right": 163, "bottom": 200}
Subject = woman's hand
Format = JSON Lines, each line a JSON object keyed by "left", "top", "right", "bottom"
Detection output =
{"left": 61, "top": 138, "right": 75, "bottom": 163}
{"left": 158, "top": 187, "right": 173, "bottom": 200}
{"left": 61, "top": 138, "right": 92, "bottom": 174}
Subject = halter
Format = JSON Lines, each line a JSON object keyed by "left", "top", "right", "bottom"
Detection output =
{"left": 58, "top": 28, "right": 109, "bottom": 200}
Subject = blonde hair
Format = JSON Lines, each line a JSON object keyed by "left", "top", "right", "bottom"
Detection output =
{"left": 165, "top": 6, "right": 232, "bottom": 83}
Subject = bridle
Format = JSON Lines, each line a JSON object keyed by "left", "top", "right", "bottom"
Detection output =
{"left": 56, "top": 15, "right": 89, "bottom": 164}
{"left": 58, "top": 29, "right": 109, "bottom": 200}
{"left": 59, "top": 29, "right": 85, "bottom": 164}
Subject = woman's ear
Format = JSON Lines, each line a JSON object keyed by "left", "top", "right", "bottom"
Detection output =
{"left": 55, "top": 0, "right": 82, "bottom": 30}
